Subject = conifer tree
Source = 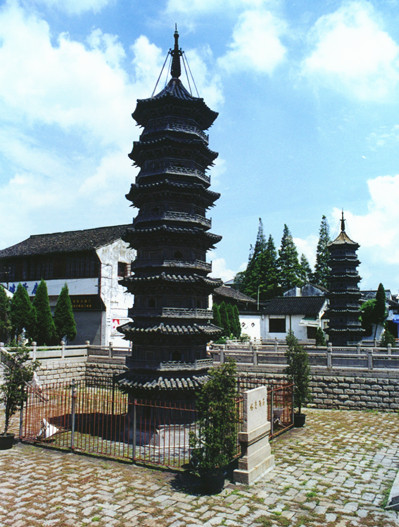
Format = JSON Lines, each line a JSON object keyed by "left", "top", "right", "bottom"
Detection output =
{"left": 241, "top": 218, "right": 267, "bottom": 298}
{"left": 256, "top": 234, "right": 280, "bottom": 301}
{"left": 212, "top": 303, "right": 222, "bottom": 329}
{"left": 54, "top": 284, "right": 77, "bottom": 343}
{"left": 10, "top": 284, "right": 36, "bottom": 342}
{"left": 219, "top": 301, "right": 231, "bottom": 337}
{"left": 226, "top": 303, "right": 235, "bottom": 338}
{"left": 232, "top": 305, "right": 241, "bottom": 339}
{"left": 299, "top": 254, "right": 312, "bottom": 284}
{"left": 312, "top": 215, "right": 330, "bottom": 288}
{"left": 0, "top": 286, "right": 11, "bottom": 343}
{"left": 33, "top": 279, "right": 57, "bottom": 346}
{"left": 374, "top": 283, "right": 387, "bottom": 338}
{"left": 278, "top": 224, "right": 302, "bottom": 292}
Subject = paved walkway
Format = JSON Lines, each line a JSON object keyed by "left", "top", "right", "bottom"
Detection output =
{"left": 1, "top": 408, "right": 399, "bottom": 526}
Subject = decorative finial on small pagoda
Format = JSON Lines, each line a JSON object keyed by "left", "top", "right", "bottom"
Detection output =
{"left": 340, "top": 210, "right": 346, "bottom": 233}
{"left": 170, "top": 25, "right": 182, "bottom": 79}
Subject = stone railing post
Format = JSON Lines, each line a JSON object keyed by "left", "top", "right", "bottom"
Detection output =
{"left": 367, "top": 349, "right": 373, "bottom": 371}
{"left": 85, "top": 341, "right": 90, "bottom": 357}
{"left": 253, "top": 347, "right": 258, "bottom": 366}
{"left": 327, "top": 347, "right": 332, "bottom": 370}
{"left": 388, "top": 343, "right": 392, "bottom": 356}
{"left": 220, "top": 349, "right": 225, "bottom": 364}
{"left": 61, "top": 340, "right": 66, "bottom": 359}
{"left": 32, "top": 341, "right": 37, "bottom": 361}
{"left": 108, "top": 341, "right": 113, "bottom": 358}
{"left": 356, "top": 343, "right": 361, "bottom": 354}
{"left": 274, "top": 338, "right": 278, "bottom": 352}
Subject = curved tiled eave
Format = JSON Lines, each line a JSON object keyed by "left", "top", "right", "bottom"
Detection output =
{"left": 118, "top": 371, "right": 210, "bottom": 393}
{"left": 129, "top": 136, "right": 218, "bottom": 166}
{"left": 121, "top": 272, "right": 222, "bottom": 290}
{"left": 123, "top": 225, "right": 222, "bottom": 249}
{"left": 125, "top": 180, "right": 220, "bottom": 208}
{"left": 119, "top": 320, "right": 221, "bottom": 337}
{"left": 133, "top": 211, "right": 212, "bottom": 231}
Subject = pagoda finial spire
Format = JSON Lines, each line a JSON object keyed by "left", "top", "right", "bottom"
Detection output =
{"left": 340, "top": 210, "right": 346, "bottom": 232}
{"left": 170, "top": 25, "right": 182, "bottom": 79}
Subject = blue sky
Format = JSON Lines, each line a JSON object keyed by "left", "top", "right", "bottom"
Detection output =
{"left": 1, "top": 0, "right": 399, "bottom": 294}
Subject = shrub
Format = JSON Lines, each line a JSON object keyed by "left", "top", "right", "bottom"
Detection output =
{"left": 285, "top": 331, "right": 311, "bottom": 415}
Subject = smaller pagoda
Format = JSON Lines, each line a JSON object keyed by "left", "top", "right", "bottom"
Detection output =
{"left": 326, "top": 212, "right": 364, "bottom": 346}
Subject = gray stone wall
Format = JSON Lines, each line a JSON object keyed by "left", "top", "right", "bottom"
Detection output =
{"left": 235, "top": 370, "right": 399, "bottom": 412}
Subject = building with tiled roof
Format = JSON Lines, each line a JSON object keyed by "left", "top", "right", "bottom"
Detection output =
{"left": 0, "top": 225, "right": 135, "bottom": 346}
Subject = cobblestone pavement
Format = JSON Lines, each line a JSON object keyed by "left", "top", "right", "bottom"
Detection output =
{"left": 1, "top": 408, "right": 399, "bottom": 527}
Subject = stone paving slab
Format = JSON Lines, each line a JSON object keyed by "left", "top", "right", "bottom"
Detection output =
{"left": 1, "top": 408, "right": 399, "bottom": 526}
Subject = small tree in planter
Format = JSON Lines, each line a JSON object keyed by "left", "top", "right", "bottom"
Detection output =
{"left": 189, "top": 360, "right": 239, "bottom": 493}
{"left": 0, "top": 347, "right": 39, "bottom": 449}
{"left": 285, "top": 331, "right": 311, "bottom": 427}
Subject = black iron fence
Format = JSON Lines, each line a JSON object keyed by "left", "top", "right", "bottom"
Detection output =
{"left": 21, "top": 375, "right": 293, "bottom": 469}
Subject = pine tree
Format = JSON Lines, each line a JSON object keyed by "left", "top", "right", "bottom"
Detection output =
{"left": 212, "top": 303, "right": 222, "bottom": 329}
{"left": 0, "top": 286, "right": 11, "bottom": 343}
{"left": 256, "top": 235, "right": 280, "bottom": 301}
{"left": 219, "top": 301, "right": 231, "bottom": 337}
{"left": 312, "top": 215, "right": 330, "bottom": 288}
{"left": 241, "top": 218, "right": 267, "bottom": 298}
{"left": 299, "top": 254, "right": 312, "bottom": 285}
{"left": 226, "top": 303, "right": 235, "bottom": 338}
{"left": 232, "top": 305, "right": 241, "bottom": 339}
{"left": 10, "top": 284, "right": 36, "bottom": 342}
{"left": 278, "top": 224, "right": 302, "bottom": 292}
{"left": 374, "top": 283, "right": 387, "bottom": 338}
{"left": 54, "top": 284, "right": 77, "bottom": 343}
{"left": 33, "top": 279, "right": 57, "bottom": 346}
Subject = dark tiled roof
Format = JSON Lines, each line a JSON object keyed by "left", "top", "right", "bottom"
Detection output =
{"left": 123, "top": 273, "right": 222, "bottom": 287}
{"left": 329, "top": 231, "right": 358, "bottom": 246}
{"left": 214, "top": 285, "right": 257, "bottom": 304}
{"left": 0, "top": 224, "right": 131, "bottom": 258}
{"left": 118, "top": 371, "right": 209, "bottom": 391}
{"left": 119, "top": 321, "right": 221, "bottom": 336}
{"left": 262, "top": 296, "right": 326, "bottom": 316}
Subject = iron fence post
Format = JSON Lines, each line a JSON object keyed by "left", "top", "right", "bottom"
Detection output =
{"left": 132, "top": 399, "right": 137, "bottom": 461}
{"left": 292, "top": 383, "right": 295, "bottom": 426}
{"left": 71, "top": 379, "right": 76, "bottom": 450}
{"left": 270, "top": 388, "right": 274, "bottom": 436}
{"left": 19, "top": 401, "right": 24, "bottom": 441}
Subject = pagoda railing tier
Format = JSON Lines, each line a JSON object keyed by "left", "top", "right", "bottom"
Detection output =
{"left": 138, "top": 165, "right": 210, "bottom": 185}
{"left": 142, "top": 120, "right": 209, "bottom": 143}
{"left": 133, "top": 211, "right": 211, "bottom": 229}
{"left": 130, "top": 307, "right": 213, "bottom": 318}
{"left": 131, "top": 258, "right": 211, "bottom": 272}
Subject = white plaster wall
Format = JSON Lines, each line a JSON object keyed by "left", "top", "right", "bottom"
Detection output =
{"left": 239, "top": 314, "right": 261, "bottom": 341}
{"left": 4, "top": 278, "right": 98, "bottom": 296}
{"left": 96, "top": 240, "right": 135, "bottom": 347}
{"left": 263, "top": 314, "right": 308, "bottom": 340}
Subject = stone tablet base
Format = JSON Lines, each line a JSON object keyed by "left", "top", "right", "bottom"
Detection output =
{"left": 233, "top": 389, "right": 275, "bottom": 485}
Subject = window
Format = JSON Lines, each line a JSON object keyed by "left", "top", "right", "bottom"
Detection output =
{"left": 118, "top": 262, "right": 128, "bottom": 277}
{"left": 269, "top": 318, "right": 286, "bottom": 333}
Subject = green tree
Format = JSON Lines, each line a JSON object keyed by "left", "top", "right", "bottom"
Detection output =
{"left": 212, "top": 303, "right": 222, "bottom": 329}
{"left": 285, "top": 332, "right": 311, "bottom": 416}
{"left": 10, "top": 284, "right": 36, "bottom": 342}
{"left": 360, "top": 299, "right": 375, "bottom": 336}
{"left": 0, "top": 286, "right": 11, "bottom": 343}
{"left": 299, "top": 254, "right": 312, "bottom": 284}
{"left": 374, "top": 283, "right": 387, "bottom": 337}
{"left": 232, "top": 305, "right": 241, "bottom": 339}
{"left": 240, "top": 218, "right": 267, "bottom": 298}
{"left": 54, "top": 284, "right": 77, "bottom": 343}
{"left": 219, "top": 301, "right": 230, "bottom": 337}
{"left": 312, "top": 215, "right": 331, "bottom": 288}
{"left": 33, "top": 279, "right": 56, "bottom": 346}
{"left": 278, "top": 224, "right": 302, "bottom": 292}
{"left": 315, "top": 327, "right": 326, "bottom": 347}
{"left": 256, "top": 234, "right": 280, "bottom": 301}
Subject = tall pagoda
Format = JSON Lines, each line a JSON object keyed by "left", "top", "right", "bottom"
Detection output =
{"left": 326, "top": 212, "right": 364, "bottom": 346}
{"left": 118, "top": 29, "right": 222, "bottom": 399}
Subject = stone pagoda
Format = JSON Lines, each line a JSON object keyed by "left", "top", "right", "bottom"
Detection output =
{"left": 118, "top": 29, "right": 222, "bottom": 399}
{"left": 326, "top": 212, "right": 364, "bottom": 346}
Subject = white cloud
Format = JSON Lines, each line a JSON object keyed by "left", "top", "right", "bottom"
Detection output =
{"left": 294, "top": 235, "right": 318, "bottom": 268}
{"left": 210, "top": 256, "right": 241, "bottom": 282}
{"left": 218, "top": 8, "right": 287, "bottom": 74}
{"left": 302, "top": 1, "right": 399, "bottom": 101}
{"left": 31, "top": 0, "right": 112, "bottom": 15}
{"left": 184, "top": 47, "right": 224, "bottom": 109}
{"left": 166, "top": 0, "right": 273, "bottom": 16}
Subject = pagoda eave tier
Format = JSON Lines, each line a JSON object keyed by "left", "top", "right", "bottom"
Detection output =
{"left": 129, "top": 138, "right": 218, "bottom": 166}
{"left": 121, "top": 273, "right": 222, "bottom": 293}
{"left": 123, "top": 226, "right": 222, "bottom": 247}
{"left": 118, "top": 370, "right": 210, "bottom": 394}
{"left": 119, "top": 321, "right": 222, "bottom": 339}
{"left": 126, "top": 180, "right": 220, "bottom": 207}
{"left": 132, "top": 79, "right": 218, "bottom": 130}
